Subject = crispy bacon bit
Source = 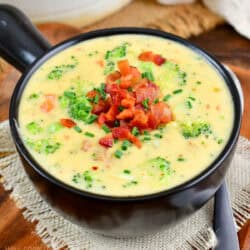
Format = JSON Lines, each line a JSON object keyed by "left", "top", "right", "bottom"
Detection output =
{"left": 99, "top": 134, "right": 113, "bottom": 148}
{"left": 60, "top": 118, "right": 76, "bottom": 128}
{"left": 40, "top": 94, "right": 56, "bottom": 112}
{"left": 138, "top": 51, "right": 166, "bottom": 66}
{"left": 89, "top": 59, "right": 173, "bottom": 149}
{"left": 106, "top": 71, "right": 121, "bottom": 84}
{"left": 92, "top": 166, "right": 99, "bottom": 171}
{"left": 118, "top": 59, "right": 131, "bottom": 76}
{"left": 116, "top": 109, "right": 134, "bottom": 120}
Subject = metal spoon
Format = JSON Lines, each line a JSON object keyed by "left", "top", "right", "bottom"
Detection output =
{"left": 213, "top": 181, "right": 240, "bottom": 250}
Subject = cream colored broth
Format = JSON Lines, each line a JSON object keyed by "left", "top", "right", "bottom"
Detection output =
{"left": 18, "top": 35, "right": 234, "bottom": 196}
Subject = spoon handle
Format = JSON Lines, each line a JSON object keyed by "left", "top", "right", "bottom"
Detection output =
{"left": 214, "top": 181, "right": 240, "bottom": 250}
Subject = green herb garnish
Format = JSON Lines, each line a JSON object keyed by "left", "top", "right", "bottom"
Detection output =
{"left": 102, "top": 125, "right": 111, "bottom": 133}
{"left": 173, "top": 89, "right": 183, "bottom": 94}
{"left": 121, "top": 140, "right": 131, "bottom": 150}
{"left": 28, "top": 93, "right": 39, "bottom": 100}
{"left": 154, "top": 133, "right": 163, "bottom": 138}
{"left": 142, "top": 98, "right": 150, "bottom": 110}
{"left": 163, "top": 94, "right": 172, "bottom": 102}
{"left": 123, "top": 169, "right": 131, "bottom": 174}
{"left": 74, "top": 126, "right": 82, "bottom": 133}
{"left": 131, "top": 127, "right": 140, "bottom": 136}
{"left": 142, "top": 71, "right": 154, "bottom": 81}
{"left": 84, "top": 132, "right": 95, "bottom": 137}
{"left": 114, "top": 150, "right": 123, "bottom": 159}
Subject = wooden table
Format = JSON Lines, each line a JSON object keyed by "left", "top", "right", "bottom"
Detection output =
{"left": 0, "top": 23, "right": 249, "bottom": 249}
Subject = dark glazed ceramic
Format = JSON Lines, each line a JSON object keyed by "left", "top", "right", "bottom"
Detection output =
{"left": 0, "top": 4, "right": 242, "bottom": 236}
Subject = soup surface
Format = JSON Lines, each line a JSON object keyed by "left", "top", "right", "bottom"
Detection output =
{"left": 18, "top": 34, "right": 234, "bottom": 196}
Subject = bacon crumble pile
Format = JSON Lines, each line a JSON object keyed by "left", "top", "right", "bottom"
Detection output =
{"left": 87, "top": 53, "right": 173, "bottom": 148}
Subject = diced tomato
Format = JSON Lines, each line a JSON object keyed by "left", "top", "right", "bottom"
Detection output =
{"left": 118, "top": 60, "right": 131, "bottom": 76}
{"left": 92, "top": 166, "right": 99, "bottom": 171}
{"left": 116, "top": 109, "right": 134, "bottom": 120}
{"left": 138, "top": 51, "right": 154, "bottom": 62}
{"left": 99, "top": 134, "right": 113, "bottom": 148}
{"left": 60, "top": 118, "right": 76, "bottom": 128}
{"left": 153, "top": 54, "right": 166, "bottom": 66}
{"left": 106, "top": 71, "right": 121, "bottom": 84}
{"left": 40, "top": 94, "right": 56, "bottom": 112}
{"left": 130, "top": 109, "right": 148, "bottom": 129}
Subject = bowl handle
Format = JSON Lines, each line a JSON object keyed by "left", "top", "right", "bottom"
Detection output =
{"left": 0, "top": 4, "right": 51, "bottom": 73}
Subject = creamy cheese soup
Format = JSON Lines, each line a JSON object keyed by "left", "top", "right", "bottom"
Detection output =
{"left": 18, "top": 35, "right": 234, "bottom": 196}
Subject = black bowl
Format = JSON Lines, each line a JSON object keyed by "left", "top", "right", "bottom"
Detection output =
{"left": 0, "top": 5, "right": 242, "bottom": 236}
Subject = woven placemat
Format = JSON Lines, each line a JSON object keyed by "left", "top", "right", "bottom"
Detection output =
{"left": 82, "top": 0, "right": 224, "bottom": 38}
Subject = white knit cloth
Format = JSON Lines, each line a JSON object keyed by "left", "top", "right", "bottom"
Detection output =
{"left": 0, "top": 120, "right": 249, "bottom": 250}
{"left": 158, "top": 0, "right": 250, "bottom": 39}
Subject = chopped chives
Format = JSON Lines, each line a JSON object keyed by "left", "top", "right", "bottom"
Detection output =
{"left": 128, "top": 87, "right": 133, "bottom": 92}
{"left": 84, "top": 131, "right": 95, "bottom": 137}
{"left": 114, "top": 150, "right": 123, "bottom": 159}
{"left": 121, "top": 140, "right": 131, "bottom": 150}
{"left": 154, "top": 133, "right": 162, "bottom": 138}
{"left": 131, "top": 127, "right": 139, "bottom": 136}
{"left": 74, "top": 126, "right": 82, "bottom": 133}
{"left": 177, "top": 157, "right": 185, "bottom": 162}
{"left": 186, "top": 100, "right": 192, "bottom": 109}
{"left": 163, "top": 94, "right": 171, "bottom": 102}
{"left": 173, "top": 89, "right": 183, "bottom": 94}
{"left": 93, "top": 95, "right": 99, "bottom": 104}
{"left": 154, "top": 98, "right": 159, "bottom": 104}
{"left": 196, "top": 81, "right": 202, "bottom": 85}
{"left": 123, "top": 169, "right": 131, "bottom": 174}
{"left": 141, "top": 71, "right": 154, "bottom": 81}
{"left": 143, "top": 136, "right": 151, "bottom": 141}
{"left": 188, "top": 96, "right": 196, "bottom": 101}
{"left": 102, "top": 125, "right": 111, "bottom": 133}
{"left": 143, "top": 131, "right": 150, "bottom": 135}
{"left": 118, "top": 105, "right": 124, "bottom": 112}
{"left": 142, "top": 98, "right": 150, "bottom": 110}
{"left": 217, "top": 139, "right": 223, "bottom": 144}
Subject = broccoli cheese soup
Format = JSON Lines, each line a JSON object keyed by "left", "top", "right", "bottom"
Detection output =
{"left": 18, "top": 35, "right": 234, "bottom": 196}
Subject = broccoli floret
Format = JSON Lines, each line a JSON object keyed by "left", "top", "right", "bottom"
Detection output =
{"left": 105, "top": 42, "right": 129, "bottom": 60}
{"left": 48, "top": 56, "right": 78, "bottom": 80}
{"left": 59, "top": 90, "right": 97, "bottom": 124}
{"left": 149, "top": 157, "right": 171, "bottom": 171}
{"left": 163, "top": 61, "right": 187, "bottom": 86}
{"left": 25, "top": 138, "right": 60, "bottom": 154}
{"left": 47, "top": 122, "right": 63, "bottom": 134}
{"left": 26, "top": 122, "right": 43, "bottom": 135}
{"left": 181, "top": 121, "right": 212, "bottom": 139}
{"left": 72, "top": 170, "right": 94, "bottom": 188}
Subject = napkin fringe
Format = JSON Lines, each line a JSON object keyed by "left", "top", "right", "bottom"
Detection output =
{"left": 0, "top": 120, "right": 249, "bottom": 250}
